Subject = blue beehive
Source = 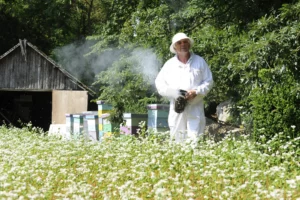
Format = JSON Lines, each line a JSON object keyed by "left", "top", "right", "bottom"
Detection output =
{"left": 73, "top": 114, "right": 84, "bottom": 137}
{"left": 83, "top": 111, "right": 99, "bottom": 141}
{"left": 147, "top": 104, "right": 170, "bottom": 132}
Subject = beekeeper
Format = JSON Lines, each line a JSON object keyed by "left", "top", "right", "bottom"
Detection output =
{"left": 155, "top": 32, "right": 213, "bottom": 144}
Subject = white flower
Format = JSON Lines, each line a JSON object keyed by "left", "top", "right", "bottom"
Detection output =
{"left": 253, "top": 181, "right": 262, "bottom": 189}
{"left": 221, "top": 190, "right": 229, "bottom": 197}
{"left": 291, "top": 125, "right": 296, "bottom": 129}
{"left": 286, "top": 179, "right": 297, "bottom": 189}
{"left": 269, "top": 189, "right": 284, "bottom": 198}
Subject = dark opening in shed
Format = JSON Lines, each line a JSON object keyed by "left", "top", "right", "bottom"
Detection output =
{"left": 0, "top": 39, "right": 97, "bottom": 131}
{"left": 0, "top": 90, "right": 52, "bottom": 130}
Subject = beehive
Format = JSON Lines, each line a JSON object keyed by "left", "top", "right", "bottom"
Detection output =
{"left": 83, "top": 111, "right": 99, "bottom": 141}
{"left": 65, "top": 113, "right": 74, "bottom": 134}
{"left": 147, "top": 104, "right": 170, "bottom": 132}
{"left": 72, "top": 114, "right": 84, "bottom": 137}
{"left": 120, "top": 113, "right": 148, "bottom": 135}
{"left": 96, "top": 100, "right": 113, "bottom": 132}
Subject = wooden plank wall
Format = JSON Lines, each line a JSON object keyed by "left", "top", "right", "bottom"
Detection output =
{"left": 0, "top": 46, "right": 83, "bottom": 90}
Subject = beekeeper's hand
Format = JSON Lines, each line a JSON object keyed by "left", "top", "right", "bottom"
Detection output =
{"left": 186, "top": 90, "right": 197, "bottom": 100}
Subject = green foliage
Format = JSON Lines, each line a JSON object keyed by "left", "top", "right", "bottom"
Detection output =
{"left": 174, "top": 0, "right": 293, "bottom": 31}
{"left": 2, "top": 0, "right": 300, "bottom": 143}
{"left": 88, "top": 0, "right": 174, "bottom": 60}
{"left": 0, "top": 0, "right": 100, "bottom": 54}
{"left": 191, "top": 25, "right": 243, "bottom": 103}
{"left": 189, "top": 2, "right": 300, "bottom": 140}
{"left": 229, "top": 2, "right": 300, "bottom": 140}
{"left": 88, "top": 0, "right": 300, "bottom": 142}
{"left": 93, "top": 49, "right": 159, "bottom": 123}
{"left": 87, "top": 0, "right": 140, "bottom": 53}
{"left": 251, "top": 69, "right": 300, "bottom": 141}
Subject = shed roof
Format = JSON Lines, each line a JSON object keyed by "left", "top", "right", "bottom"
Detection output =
{"left": 0, "top": 39, "right": 96, "bottom": 96}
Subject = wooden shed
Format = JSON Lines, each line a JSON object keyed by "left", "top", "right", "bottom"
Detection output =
{"left": 0, "top": 39, "right": 97, "bottom": 131}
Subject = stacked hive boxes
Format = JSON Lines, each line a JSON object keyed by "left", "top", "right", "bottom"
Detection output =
{"left": 97, "top": 100, "right": 112, "bottom": 131}
{"left": 65, "top": 102, "right": 170, "bottom": 141}
{"left": 83, "top": 111, "right": 99, "bottom": 141}
{"left": 97, "top": 100, "right": 118, "bottom": 140}
{"left": 147, "top": 104, "right": 170, "bottom": 132}
{"left": 120, "top": 113, "right": 148, "bottom": 135}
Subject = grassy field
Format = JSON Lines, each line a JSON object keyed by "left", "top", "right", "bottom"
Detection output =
{"left": 0, "top": 125, "right": 299, "bottom": 199}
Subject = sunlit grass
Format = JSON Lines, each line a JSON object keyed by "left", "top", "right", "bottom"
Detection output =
{"left": 0, "top": 125, "right": 299, "bottom": 199}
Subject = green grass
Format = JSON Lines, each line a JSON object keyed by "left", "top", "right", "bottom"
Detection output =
{"left": 0, "top": 125, "right": 299, "bottom": 199}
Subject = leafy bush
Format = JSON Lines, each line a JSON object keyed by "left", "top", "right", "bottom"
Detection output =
{"left": 89, "top": 1, "right": 300, "bottom": 141}
{"left": 251, "top": 69, "right": 300, "bottom": 141}
{"left": 199, "top": 2, "right": 300, "bottom": 140}
{"left": 247, "top": 3, "right": 300, "bottom": 141}
{"left": 93, "top": 50, "right": 159, "bottom": 124}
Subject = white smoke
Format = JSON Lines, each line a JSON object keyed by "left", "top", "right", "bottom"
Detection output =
{"left": 130, "top": 48, "right": 162, "bottom": 85}
{"left": 54, "top": 40, "right": 162, "bottom": 87}
{"left": 53, "top": 40, "right": 125, "bottom": 85}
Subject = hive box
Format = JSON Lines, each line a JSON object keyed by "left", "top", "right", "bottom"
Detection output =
{"left": 72, "top": 114, "right": 84, "bottom": 137}
{"left": 98, "top": 113, "right": 118, "bottom": 141}
{"left": 65, "top": 113, "right": 74, "bottom": 134}
{"left": 97, "top": 100, "right": 113, "bottom": 132}
{"left": 147, "top": 104, "right": 170, "bottom": 132}
{"left": 83, "top": 111, "right": 99, "bottom": 141}
{"left": 97, "top": 100, "right": 113, "bottom": 116}
{"left": 102, "top": 114, "right": 119, "bottom": 132}
{"left": 120, "top": 113, "right": 148, "bottom": 135}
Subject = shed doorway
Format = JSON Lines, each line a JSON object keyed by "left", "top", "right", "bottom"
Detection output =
{"left": 0, "top": 90, "right": 52, "bottom": 131}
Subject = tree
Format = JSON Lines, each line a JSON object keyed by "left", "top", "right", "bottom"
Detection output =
{"left": 202, "top": 1, "right": 300, "bottom": 140}
{"left": 87, "top": 0, "right": 300, "bottom": 136}
{"left": 0, "top": 0, "right": 99, "bottom": 55}
{"left": 93, "top": 48, "right": 160, "bottom": 123}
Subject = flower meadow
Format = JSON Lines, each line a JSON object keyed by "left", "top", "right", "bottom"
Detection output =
{"left": 0, "top": 125, "right": 299, "bottom": 200}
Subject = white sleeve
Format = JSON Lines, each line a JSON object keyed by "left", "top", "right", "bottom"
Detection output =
{"left": 195, "top": 60, "right": 214, "bottom": 96}
{"left": 155, "top": 64, "right": 179, "bottom": 99}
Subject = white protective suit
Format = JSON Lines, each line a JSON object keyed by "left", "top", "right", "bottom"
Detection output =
{"left": 155, "top": 53, "right": 213, "bottom": 143}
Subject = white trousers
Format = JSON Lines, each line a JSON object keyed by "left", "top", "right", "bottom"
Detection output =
{"left": 168, "top": 103, "right": 206, "bottom": 144}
